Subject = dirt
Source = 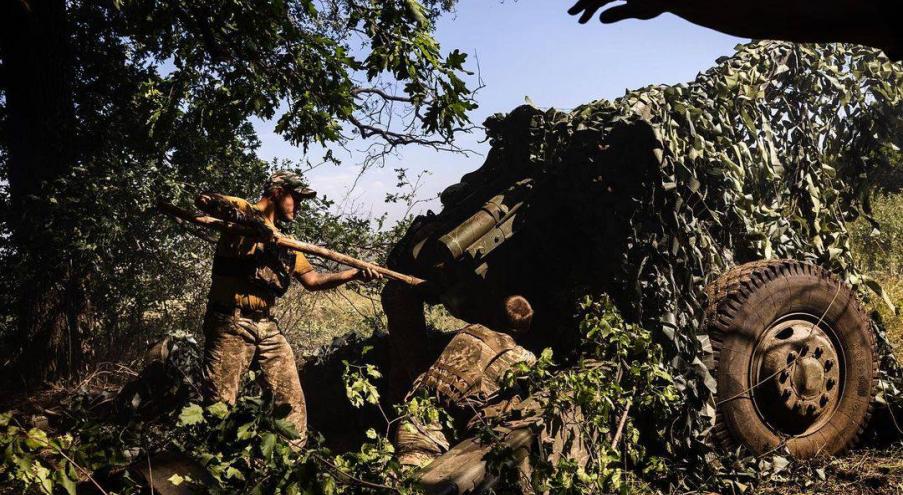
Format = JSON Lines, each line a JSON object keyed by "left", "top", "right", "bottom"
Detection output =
{"left": 755, "top": 446, "right": 903, "bottom": 494}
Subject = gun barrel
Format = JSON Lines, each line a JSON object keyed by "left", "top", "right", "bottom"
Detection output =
{"left": 436, "top": 179, "right": 534, "bottom": 263}
{"left": 437, "top": 195, "right": 505, "bottom": 261}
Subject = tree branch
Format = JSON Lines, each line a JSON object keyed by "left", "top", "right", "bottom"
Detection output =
{"left": 351, "top": 87, "right": 414, "bottom": 103}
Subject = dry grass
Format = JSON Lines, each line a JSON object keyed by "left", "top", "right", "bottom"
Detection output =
{"left": 756, "top": 446, "right": 903, "bottom": 494}
{"left": 276, "top": 286, "right": 383, "bottom": 356}
{"left": 865, "top": 273, "right": 903, "bottom": 353}
{"left": 850, "top": 194, "right": 903, "bottom": 355}
{"left": 274, "top": 285, "right": 465, "bottom": 359}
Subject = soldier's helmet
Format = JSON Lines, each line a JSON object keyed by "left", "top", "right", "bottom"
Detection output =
{"left": 264, "top": 170, "right": 316, "bottom": 200}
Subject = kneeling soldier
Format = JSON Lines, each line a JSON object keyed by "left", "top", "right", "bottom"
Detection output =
{"left": 195, "top": 171, "right": 381, "bottom": 446}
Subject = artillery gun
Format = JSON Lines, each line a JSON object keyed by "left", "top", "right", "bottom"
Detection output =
{"left": 381, "top": 104, "right": 878, "bottom": 494}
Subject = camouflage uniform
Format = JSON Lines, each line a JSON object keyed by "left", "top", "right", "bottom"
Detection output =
{"left": 202, "top": 311, "right": 307, "bottom": 438}
{"left": 199, "top": 172, "right": 316, "bottom": 444}
{"left": 396, "top": 324, "right": 536, "bottom": 465}
{"left": 396, "top": 323, "right": 596, "bottom": 494}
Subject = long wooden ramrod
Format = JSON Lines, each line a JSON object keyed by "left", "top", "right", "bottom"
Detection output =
{"left": 157, "top": 202, "right": 427, "bottom": 287}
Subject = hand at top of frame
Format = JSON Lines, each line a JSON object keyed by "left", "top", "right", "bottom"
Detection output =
{"left": 568, "top": 0, "right": 666, "bottom": 24}
{"left": 567, "top": 0, "right": 901, "bottom": 60}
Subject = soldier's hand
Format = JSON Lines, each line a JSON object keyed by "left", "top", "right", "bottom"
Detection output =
{"left": 355, "top": 267, "right": 383, "bottom": 282}
{"left": 568, "top": 0, "right": 665, "bottom": 24}
{"left": 567, "top": 0, "right": 900, "bottom": 60}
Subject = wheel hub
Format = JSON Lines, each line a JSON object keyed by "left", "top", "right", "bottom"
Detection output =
{"left": 792, "top": 356, "right": 825, "bottom": 398}
{"left": 752, "top": 318, "right": 842, "bottom": 435}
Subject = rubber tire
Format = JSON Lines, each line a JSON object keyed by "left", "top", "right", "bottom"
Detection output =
{"left": 704, "top": 259, "right": 878, "bottom": 458}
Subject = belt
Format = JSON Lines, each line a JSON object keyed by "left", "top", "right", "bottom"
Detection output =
{"left": 209, "top": 303, "right": 271, "bottom": 321}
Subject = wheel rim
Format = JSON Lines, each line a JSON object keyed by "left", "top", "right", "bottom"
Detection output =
{"left": 749, "top": 314, "right": 843, "bottom": 436}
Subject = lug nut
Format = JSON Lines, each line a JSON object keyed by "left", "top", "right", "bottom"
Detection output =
{"left": 825, "top": 359, "right": 834, "bottom": 371}
{"left": 814, "top": 346, "right": 824, "bottom": 358}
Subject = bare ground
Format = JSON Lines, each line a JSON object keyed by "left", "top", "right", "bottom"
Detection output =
{"left": 755, "top": 446, "right": 903, "bottom": 494}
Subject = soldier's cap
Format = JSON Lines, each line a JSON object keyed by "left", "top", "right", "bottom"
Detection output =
{"left": 264, "top": 170, "right": 316, "bottom": 200}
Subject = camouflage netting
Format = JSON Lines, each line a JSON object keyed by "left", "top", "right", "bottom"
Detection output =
{"left": 416, "top": 40, "right": 902, "bottom": 491}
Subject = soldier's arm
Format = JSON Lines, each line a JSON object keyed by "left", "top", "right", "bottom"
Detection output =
{"left": 569, "top": 0, "right": 901, "bottom": 61}
{"left": 296, "top": 267, "right": 382, "bottom": 291}
{"left": 195, "top": 193, "right": 247, "bottom": 223}
{"left": 194, "top": 193, "right": 274, "bottom": 238}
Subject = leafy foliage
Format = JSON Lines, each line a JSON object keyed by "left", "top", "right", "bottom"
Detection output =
{"left": 491, "top": 296, "right": 678, "bottom": 494}
{"left": 0, "top": 0, "right": 478, "bottom": 379}
{"left": 850, "top": 192, "right": 903, "bottom": 410}
{"left": 0, "top": 414, "right": 81, "bottom": 495}
{"left": 125, "top": 0, "right": 476, "bottom": 150}
{"left": 0, "top": 332, "right": 409, "bottom": 494}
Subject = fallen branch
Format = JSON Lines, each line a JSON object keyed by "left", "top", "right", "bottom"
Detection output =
{"left": 12, "top": 417, "right": 110, "bottom": 495}
{"left": 610, "top": 399, "right": 633, "bottom": 451}
{"left": 312, "top": 453, "right": 402, "bottom": 493}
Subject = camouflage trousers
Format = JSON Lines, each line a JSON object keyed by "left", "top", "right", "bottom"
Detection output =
{"left": 202, "top": 309, "right": 307, "bottom": 444}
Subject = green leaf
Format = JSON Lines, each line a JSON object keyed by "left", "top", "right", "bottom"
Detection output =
{"left": 55, "top": 470, "right": 77, "bottom": 495}
{"left": 224, "top": 466, "right": 245, "bottom": 480}
{"left": 178, "top": 403, "right": 205, "bottom": 427}
{"left": 236, "top": 422, "right": 256, "bottom": 441}
{"left": 274, "top": 419, "right": 300, "bottom": 440}
{"left": 259, "top": 432, "right": 277, "bottom": 460}
{"left": 273, "top": 403, "right": 293, "bottom": 419}
{"left": 207, "top": 402, "right": 230, "bottom": 419}
{"left": 32, "top": 461, "right": 53, "bottom": 494}
{"left": 24, "top": 428, "right": 50, "bottom": 450}
{"left": 168, "top": 474, "right": 185, "bottom": 486}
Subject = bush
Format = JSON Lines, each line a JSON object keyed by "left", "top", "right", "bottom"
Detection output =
{"left": 851, "top": 193, "right": 903, "bottom": 352}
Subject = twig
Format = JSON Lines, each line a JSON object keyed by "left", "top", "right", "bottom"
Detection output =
{"left": 351, "top": 87, "right": 414, "bottom": 103}
{"left": 312, "top": 453, "right": 401, "bottom": 493}
{"left": 12, "top": 418, "right": 110, "bottom": 495}
{"left": 610, "top": 399, "right": 633, "bottom": 451}
{"left": 883, "top": 379, "right": 903, "bottom": 435}
{"left": 147, "top": 451, "right": 155, "bottom": 495}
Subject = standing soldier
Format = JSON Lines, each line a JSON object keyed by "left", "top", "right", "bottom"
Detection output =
{"left": 194, "top": 171, "right": 382, "bottom": 447}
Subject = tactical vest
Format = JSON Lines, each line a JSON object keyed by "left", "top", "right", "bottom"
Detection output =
{"left": 211, "top": 241, "right": 296, "bottom": 298}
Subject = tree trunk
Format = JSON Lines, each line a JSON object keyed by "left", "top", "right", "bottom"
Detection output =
{"left": 1, "top": 0, "right": 87, "bottom": 384}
